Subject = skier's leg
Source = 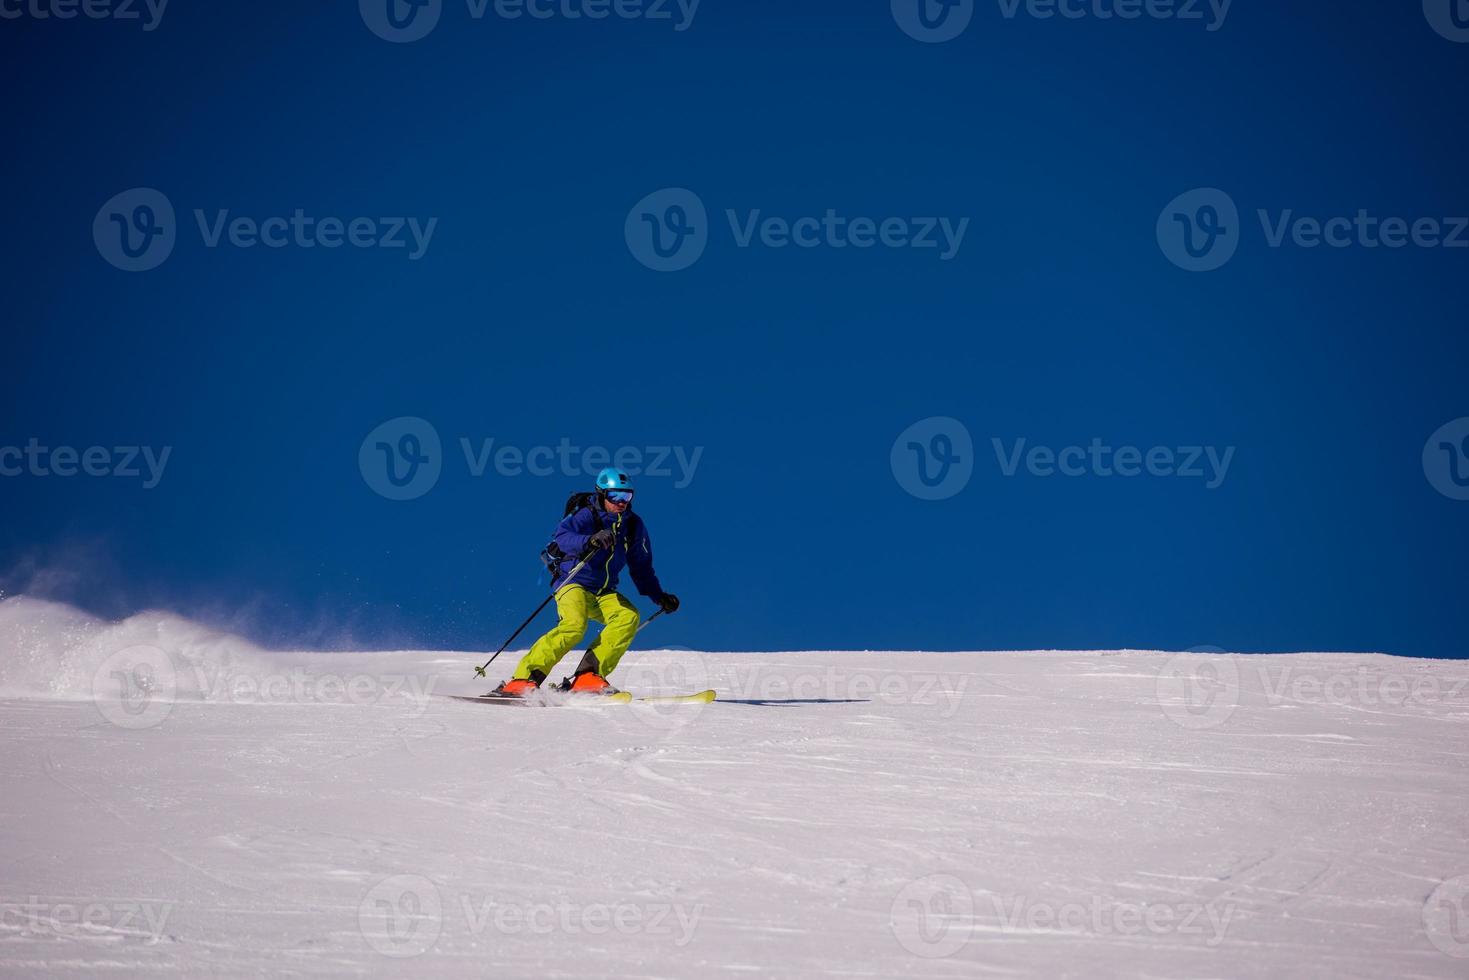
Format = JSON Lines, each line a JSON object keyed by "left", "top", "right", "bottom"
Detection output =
{"left": 588, "top": 591, "right": 641, "bottom": 676}
{"left": 511, "top": 586, "right": 592, "bottom": 681}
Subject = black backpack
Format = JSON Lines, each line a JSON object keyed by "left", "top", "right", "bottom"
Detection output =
{"left": 538, "top": 492, "right": 606, "bottom": 585}
{"left": 559, "top": 491, "right": 600, "bottom": 519}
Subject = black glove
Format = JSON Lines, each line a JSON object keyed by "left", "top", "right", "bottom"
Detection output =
{"left": 657, "top": 593, "right": 680, "bottom": 614}
{"left": 585, "top": 529, "right": 615, "bottom": 553}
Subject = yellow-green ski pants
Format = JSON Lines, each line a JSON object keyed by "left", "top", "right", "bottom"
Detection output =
{"left": 512, "top": 585, "right": 641, "bottom": 680}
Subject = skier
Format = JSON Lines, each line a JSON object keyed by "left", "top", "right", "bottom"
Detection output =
{"left": 496, "top": 467, "right": 680, "bottom": 697}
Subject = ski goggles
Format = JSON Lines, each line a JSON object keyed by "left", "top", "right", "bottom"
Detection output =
{"left": 605, "top": 489, "right": 634, "bottom": 503}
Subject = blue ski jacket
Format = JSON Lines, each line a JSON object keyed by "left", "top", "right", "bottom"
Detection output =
{"left": 550, "top": 505, "right": 667, "bottom": 602}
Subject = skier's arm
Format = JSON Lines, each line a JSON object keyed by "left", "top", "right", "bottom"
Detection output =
{"left": 553, "top": 508, "right": 598, "bottom": 557}
{"left": 626, "top": 519, "right": 666, "bottom": 601}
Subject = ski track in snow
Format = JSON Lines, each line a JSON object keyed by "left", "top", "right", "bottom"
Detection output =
{"left": 1, "top": 596, "right": 1468, "bottom": 978}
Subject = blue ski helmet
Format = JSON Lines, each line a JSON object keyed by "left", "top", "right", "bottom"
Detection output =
{"left": 595, "top": 468, "right": 634, "bottom": 493}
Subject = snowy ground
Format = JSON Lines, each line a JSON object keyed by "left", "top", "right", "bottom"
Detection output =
{"left": 2, "top": 596, "right": 1468, "bottom": 978}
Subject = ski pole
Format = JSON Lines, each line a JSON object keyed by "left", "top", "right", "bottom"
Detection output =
{"left": 473, "top": 550, "right": 600, "bottom": 678}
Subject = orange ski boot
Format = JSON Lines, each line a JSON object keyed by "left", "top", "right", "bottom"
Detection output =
{"left": 494, "top": 676, "right": 542, "bottom": 698}
{"left": 567, "top": 671, "right": 619, "bottom": 695}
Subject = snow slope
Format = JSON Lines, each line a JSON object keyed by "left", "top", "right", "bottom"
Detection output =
{"left": 2, "top": 596, "right": 1467, "bottom": 978}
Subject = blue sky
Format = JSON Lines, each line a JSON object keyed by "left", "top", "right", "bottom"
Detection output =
{"left": 1, "top": 1, "right": 1466, "bottom": 657}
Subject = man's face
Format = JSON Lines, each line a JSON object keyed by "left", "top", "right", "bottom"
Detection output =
{"left": 603, "top": 494, "right": 631, "bottom": 514}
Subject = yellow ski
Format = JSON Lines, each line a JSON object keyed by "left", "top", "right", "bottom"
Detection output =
{"left": 631, "top": 690, "right": 716, "bottom": 704}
